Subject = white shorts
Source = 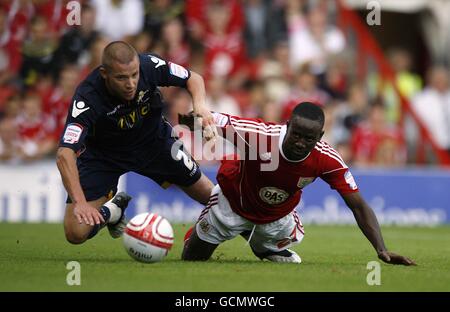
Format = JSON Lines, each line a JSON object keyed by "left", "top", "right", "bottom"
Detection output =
{"left": 195, "top": 185, "right": 305, "bottom": 253}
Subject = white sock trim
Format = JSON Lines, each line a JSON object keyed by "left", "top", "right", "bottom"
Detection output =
{"left": 103, "top": 201, "right": 121, "bottom": 224}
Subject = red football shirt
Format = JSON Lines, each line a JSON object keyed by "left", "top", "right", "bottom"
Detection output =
{"left": 212, "top": 113, "right": 359, "bottom": 224}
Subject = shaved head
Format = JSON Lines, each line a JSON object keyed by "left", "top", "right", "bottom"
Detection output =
{"left": 102, "top": 41, "right": 138, "bottom": 71}
{"left": 100, "top": 41, "right": 140, "bottom": 101}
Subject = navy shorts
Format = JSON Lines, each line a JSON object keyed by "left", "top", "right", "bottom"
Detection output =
{"left": 66, "top": 138, "right": 201, "bottom": 203}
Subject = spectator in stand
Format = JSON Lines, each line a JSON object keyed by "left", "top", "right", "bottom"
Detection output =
{"left": 260, "top": 101, "right": 281, "bottom": 123}
{"left": 286, "top": 1, "right": 345, "bottom": 76}
{"left": 241, "top": 80, "right": 267, "bottom": 118}
{"left": 91, "top": 0, "right": 144, "bottom": 41}
{"left": 20, "top": 15, "right": 59, "bottom": 86}
{"left": 319, "top": 54, "right": 349, "bottom": 101}
{"left": 350, "top": 100, "right": 406, "bottom": 167}
{"left": 201, "top": 1, "right": 248, "bottom": 90}
{"left": 389, "top": 48, "right": 422, "bottom": 99}
{"left": 0, "top": 94, "right": 22, "bottom": 163}
{"left": 78, "top": 36, "right": 109, "bottom": 80}
{"left": 0, "top": 117, "right": 20, "bottom": 163}
{"left": 161, "top": 18, "right": 191, "bottom": 68}
{"left": 331, "top": 82, "right": 368, "bottom": 147}
{"left": 281, "top": 63, "right": 330, "bottom": 121}
{"left": 16, "top": 92, "right": 57, "bottom": 162}
{"left": 0, "top": 94, "right": 21, "bottom": 121}
{"left": 412, "top": 66, "right": 450, "bottom": 153}
{"left": 33, "top": 0, "right": 71, "bottom": 35}
{"left": 368, "top": 47, "right": 423, "bottom": 124}
{"left": 143, "top": 0, "right": 184, "bottom": 42}
{"left": 0, "top": 8, "right": 22, "bottom": 85}
{"left": 250, "top": 0, "right": 289, "bottom": 58}
{"left": 243, "top": 0, "right": 270, "bottom": 58}
{"left": 44, "top": 65, "right": 81, "bottom": 141}
{"left": 132, "top": 31, "right": 154, "bottom": 54}
{"left": 54, "top": 3, "right": 99, "bottom": 71}
{"left": 0, "top": 0, "right": 34, "bottom": 43}
{"left": 258, "top": 39, "right": 294, "bottom": 82}
{"left": 256, "top": 39, "right": 292, "bottom": 110}
{"left": 321, "top": 104, "right": 352, "bottom": 164}
{"left": 206, "top": 77, "right": 241, "bottom": 117}
{"left": 185, "top": 0, "right": 244, "bottom": 44}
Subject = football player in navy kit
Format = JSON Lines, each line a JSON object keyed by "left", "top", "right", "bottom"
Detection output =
{"left": 56, "top": 41, "right": 216, "bottom": 245}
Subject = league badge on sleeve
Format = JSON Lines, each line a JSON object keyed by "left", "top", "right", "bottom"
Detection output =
{"left": 344, "top": 170, "right": 358, "bottom": 190}
{"left": 169, "top": 62, "right": 189, "bottom": 79}
{"left": 63, "top": 123, "right": 83, "bottom": 144}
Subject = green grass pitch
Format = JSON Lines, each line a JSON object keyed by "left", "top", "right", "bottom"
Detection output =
{"left": 0, "top": 223, "right": 449, "bottom": 291}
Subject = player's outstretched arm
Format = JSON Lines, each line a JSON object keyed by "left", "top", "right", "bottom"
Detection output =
{"left": 186, "top": 71, "right": 217, "bottom": 141}
{"left": 341, "top": 192, "right": 416, "bottom": 266}
{"left": 56, "top": 147, "right": 104, "bottom": 225}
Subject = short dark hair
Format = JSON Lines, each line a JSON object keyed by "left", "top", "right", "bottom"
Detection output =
{"left": 291, "top": 102, "right": 325, "bottom": 126}
{"left": 102, "top": 41, "right": 138, "bottom": 71}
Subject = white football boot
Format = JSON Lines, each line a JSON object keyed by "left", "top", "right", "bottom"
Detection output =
{"left": 263, "top": 249, "right": 302, "bottom": 264}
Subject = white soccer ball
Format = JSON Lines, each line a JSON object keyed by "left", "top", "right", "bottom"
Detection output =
{"left": 123, "top": 212, "right": 174, "bottom": 263}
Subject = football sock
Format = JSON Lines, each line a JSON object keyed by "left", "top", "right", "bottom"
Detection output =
{"left": 87, "top": 206, "right": 111, "bottom": 239}
{"left": 102, "top": 201, "right": 121, "bottom": 224}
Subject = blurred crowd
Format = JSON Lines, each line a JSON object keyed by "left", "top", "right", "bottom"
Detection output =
{"left": 1, "top": 0, "right": 450, "bottom": 167}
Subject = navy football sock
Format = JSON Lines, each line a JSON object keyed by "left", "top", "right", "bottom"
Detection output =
{"left": 87, "top": 206, "right": 111, "bottom": 239}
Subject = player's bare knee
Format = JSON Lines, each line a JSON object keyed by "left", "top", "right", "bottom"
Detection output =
{"left": 64, "top": 228, "right": 88, "bottom": 245}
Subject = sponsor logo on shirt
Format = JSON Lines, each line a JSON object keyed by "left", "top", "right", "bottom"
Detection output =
{"left": 72, "top": 100, "right": 90, "bottom": 118}
{"left": 114, "top": 90, "right": 152, "bottom": 130}
{"left": 149, "top": 55, "right": 166, "bottom": 68}
{"left": 259, "top": 187, "right": 289, "bottom": 205}
{"left": 63, "top": 123, "right": 83, "bottom": 144}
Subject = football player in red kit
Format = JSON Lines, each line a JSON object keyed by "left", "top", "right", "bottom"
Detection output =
{"left": 180, "top": 102, "right": 415, "bottom": 265}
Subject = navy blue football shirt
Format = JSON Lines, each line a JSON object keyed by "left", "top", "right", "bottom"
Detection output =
{"left": 59, "top": 53, "right": 190, "bottom": 165}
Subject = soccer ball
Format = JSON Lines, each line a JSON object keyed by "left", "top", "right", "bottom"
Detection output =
{"left": 123, "top": 212, "right": 174, "bottom": 263}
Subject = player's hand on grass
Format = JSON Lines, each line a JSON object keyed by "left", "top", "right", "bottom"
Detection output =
{"left": 73, "top": 202, "right": 105, "bottom": 226}
{"left": 378, "top": 250, "right": 416, "bottom": 266}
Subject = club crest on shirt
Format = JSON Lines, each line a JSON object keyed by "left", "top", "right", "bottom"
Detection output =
{"left": 199, "top": 218, "right": 210, "bottom": 233}
{"left": 137, "top": 90, "right": 150, "bottom": 103}
{"left": 297, "top": 177, "right": 315, "bottom": 189}
{"left": 259, "top": 187, "right": 289, "bottom": 205}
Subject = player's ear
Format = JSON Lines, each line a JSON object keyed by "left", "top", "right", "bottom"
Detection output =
{"left": 99, "top": 66, "right": 107, "bottom": 79}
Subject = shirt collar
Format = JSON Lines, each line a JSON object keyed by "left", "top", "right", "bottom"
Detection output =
{"left": 278, "top": 124, "right": 311, "bottom": 163}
